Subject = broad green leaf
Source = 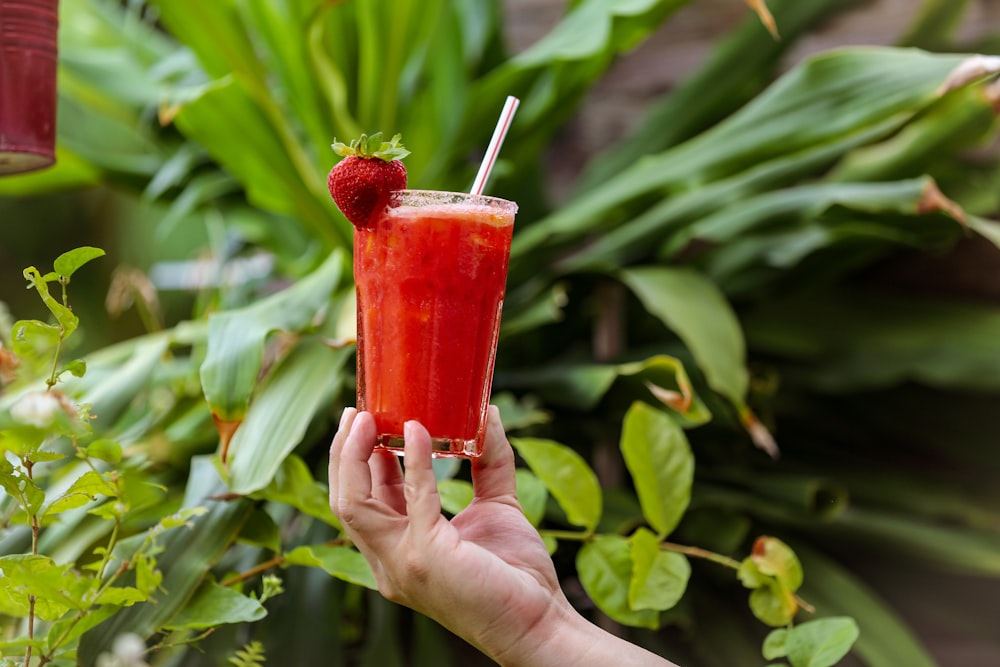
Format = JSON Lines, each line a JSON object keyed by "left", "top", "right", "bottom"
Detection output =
{"left": 577, "top": 536, "right": 659, "bottom": 629}
{"left": 512, "top": 0, "right": 687, "bottom": 67}
{"left": 283, "top": 545, "right": 377, "bottom": 590}
{"left": 253, "top": 454, "right": 341, "bottom": 530}
{"left": 515, "top": 469, "right": 548, "bottom": 527}
{"left": 513, "top": 48, "right": 980, "bottom": 258}
{"left": 620, "top": 266, "right": 748, "bottom": 406}
{"left": 227, "top": 338, "right": 352, "bottom": 494}
{"left": 628, "top": 528, "right": 690, "bottom": 611}
{"left": 578, "top": 0, "right": 855, "bottom": 190}
{"left": 53, "top": 247, "right": 106, "bottom": 279}
{"left": 785, "top": 617, "right": 860, "bottom": 667}
{"left": 510, "top": 437, "right": 602, "bottom": 532}
{"left": 169, "top": 76, "right": 343, "bottom": 247}
{"left": 200, "top": 250, "right": 344, "bottom": 423}
{"left": 620, "top": 402, "right": 693, "bottom": 537}
{"left": 438, "top": 479, "right": 474, "bottom": 515}
{"left": 163, "top": 581, "right": 266, "bottom": 630}
{"left": 665, "top": 177, "right": 956, "bottom": 253}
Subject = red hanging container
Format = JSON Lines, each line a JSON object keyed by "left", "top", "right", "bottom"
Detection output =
{"left": 0, "top": 0, "right": 59, "bottom": 175}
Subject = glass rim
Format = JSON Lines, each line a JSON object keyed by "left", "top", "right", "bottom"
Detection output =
{"left": 388, "top": 189, "right": 517, "bottom": 213}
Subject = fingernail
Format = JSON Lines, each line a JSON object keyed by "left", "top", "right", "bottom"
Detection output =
{"left": 349, "top": 412, "right": 365, "bottom": 437}
{"left": 339, "top": 407, "right": 357, "bottom": 431}
{"left": 404, "top": 420, "right": 417, "bottom": 441}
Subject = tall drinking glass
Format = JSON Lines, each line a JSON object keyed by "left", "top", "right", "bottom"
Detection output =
{"left": 354, "top": 190, "right": 517, "bottom": 457}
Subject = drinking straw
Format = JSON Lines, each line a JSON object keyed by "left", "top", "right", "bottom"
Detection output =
{"left": 470, "top": 96, "right": 520, "bottom": 195}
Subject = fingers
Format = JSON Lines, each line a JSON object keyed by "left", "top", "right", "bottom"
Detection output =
{"left": 328, "top": 407, "right": 358, "bottom": 506}
{"left": 336, "top": 411, "right": 378, "bottom": 524}
{"left": 370, "top": 448, "right": 406, "bottom": 514}
{"left": 403, "top": 419, "right": 443, "bottom": 533}
{"left": 471, "top": 405, "right": 519, "bottom": 503}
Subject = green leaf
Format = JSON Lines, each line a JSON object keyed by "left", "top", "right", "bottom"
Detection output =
{"left": 164, "top": 581, "right": 266, "bottom": 630}
{"left": 22, "top": 267, "right": 79, "bottom": 339}
{"left": 44, "top": 470, "right": 117, "bottom": 518}
{"left": 237, "top": 508, "right": 282, "bottom": 553}
{"left": 751, "top": 536, "right": 804, "bottom": 592}
{"left": 53, "top": 246, "right": 106, "bottom": 279}
{"left": 11, "top": 319, "right": 61, "bottom": 363}
{"left": 94, "top": 586, "right": 147, "bottom": 607}
{"left": 283, "top": 545, "right": 377, "bottom": 590}
{"left": 577, "top": 536, "right": 659, "bottom": 629}
{"left": 510, "top": 437, "right": 602, "bottom": 532}
{"left": 226, "top": 338, "right": 352, "bottom": 494}
{"left": 200, "top": 250, "right": 345, "bottom": 423}
{"left": 254, "top": 454, "right": 341, "bottom": 529}
{"left": 628, "top": 528, "right": 690, "bottom": 611}
{"left": 61, "top": 358, "right": 88, "bottom": 379}
{"left": 784, "top": 617, "right": 860, "bottom": 667}
{"left": 0, "top": 554, "right": 88, "bottom": 620}
{"left": 82, "top": 438, "right": 122, "bottom": 464}
{"left": 620, "top": 266, "right": 748, "bottom": 407}
{"left": 619, "top": 402, "right": 693, "bottom": 537}
{"left": 764, "top": 628, "right": 790, "bottom": 660}
{"left": 78, "top": 457, "right": 253, "bottom": 664}
{"left": 0, "top": 457, "right": 45, "bottom": 515}
{"left": 749, "top": 584, "right": 798, "bottom": 628}
{"left": 438, "top": 479, "right": 474, "bottom": 515}
{"left": 515, "top": 469, "right": 548, "bottom": 527}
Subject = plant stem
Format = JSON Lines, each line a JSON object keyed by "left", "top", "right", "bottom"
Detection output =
{"left": 659, "top": 540, "right": 742, "bottom": 569}
{"left": 221, "top": 555, "right": 286, "bottom": 587}
{"left": 24, "top": 458, "right": 39, "bottom": 667}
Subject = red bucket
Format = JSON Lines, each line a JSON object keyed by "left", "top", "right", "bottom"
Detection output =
{"left": 0, "top": 0, "right": 59, "bottom": 175}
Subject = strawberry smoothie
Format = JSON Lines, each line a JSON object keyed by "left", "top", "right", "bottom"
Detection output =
{"left": 354, "top": 190, "right": 516, "bottom": 457}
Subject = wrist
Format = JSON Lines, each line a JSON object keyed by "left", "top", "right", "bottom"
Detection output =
{"left": 487, "top": 597, "right": 672, "bottom": 667}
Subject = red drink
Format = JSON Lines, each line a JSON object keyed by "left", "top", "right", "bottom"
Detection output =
{"left": 354, "top": 190, "right": 517, "bottom": 457}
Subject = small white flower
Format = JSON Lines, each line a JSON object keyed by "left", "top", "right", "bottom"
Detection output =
{"left": 10, "top": 391, "right": 62, "bottom": 429}
{"left": 96, "top": 632, "right": 149, "bottom": 667}
{"left": 112, "top": 633, "right": 148, "bottom": 664}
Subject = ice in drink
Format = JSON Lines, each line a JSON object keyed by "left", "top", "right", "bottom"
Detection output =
{"left": 354, "top": 190, "right": 516, "bottom": 457}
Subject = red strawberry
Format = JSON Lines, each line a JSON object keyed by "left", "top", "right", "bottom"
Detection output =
{"left": 327, "top": 132, "right": 409, "bottom": 228}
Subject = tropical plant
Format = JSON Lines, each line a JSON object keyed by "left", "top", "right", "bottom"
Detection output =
{"left": 2, "top": 0, "right": 1000, "bottom": 665}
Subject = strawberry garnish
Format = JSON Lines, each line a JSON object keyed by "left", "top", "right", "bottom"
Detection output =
{"left": 327, "top": 132, "right": 409, "bottom": 228}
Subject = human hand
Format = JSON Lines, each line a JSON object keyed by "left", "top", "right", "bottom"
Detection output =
{"left": 329, "top": 406, "right": 674, "bottom": 666}
{"left": 328, "top": 406, "right": 570, "bottom": 661}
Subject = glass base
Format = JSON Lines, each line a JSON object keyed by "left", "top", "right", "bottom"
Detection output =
{"left": 376, "top": 434, "right": 481, "bottom": 458}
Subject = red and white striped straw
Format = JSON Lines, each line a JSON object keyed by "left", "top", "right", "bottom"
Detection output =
{"left": 470, "top": 96, "right": 520, "bottom": 196}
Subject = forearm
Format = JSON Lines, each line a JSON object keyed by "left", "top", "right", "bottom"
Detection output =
{"left": 486, "top": 598, "right": 677, "bottom": 667}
